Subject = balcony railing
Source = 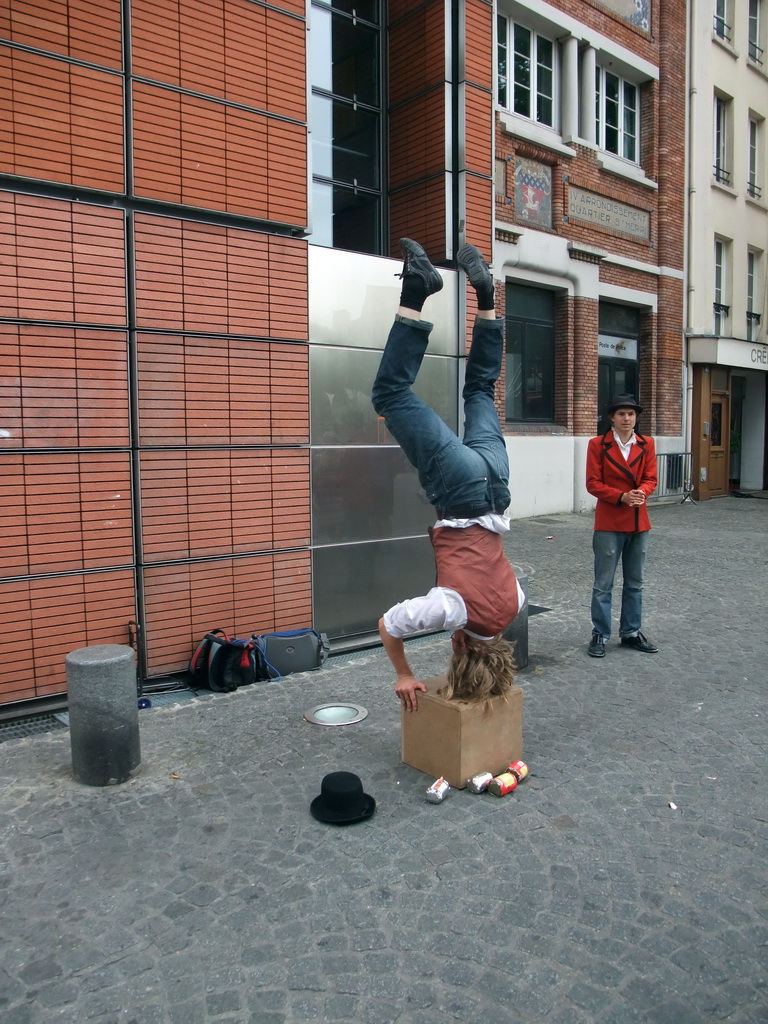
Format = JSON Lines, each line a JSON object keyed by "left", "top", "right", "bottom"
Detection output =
{"left": 713, "top": 164, "right": 731, "bottom": 186}
{"left": 747, "top": 180, "right": 762, "bottom": 199}
{"left": 714, "top": 15, "right": 732, "bottom": 42}
{"left": 749, "top": 38, "right": 764, "bottom": 64}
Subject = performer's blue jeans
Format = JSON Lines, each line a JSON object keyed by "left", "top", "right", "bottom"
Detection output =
{"left": 590, "top": 529, "right": 649, "bottom": 639}
{"left": 371, "top": 315, "right": 510, "bottom": 516}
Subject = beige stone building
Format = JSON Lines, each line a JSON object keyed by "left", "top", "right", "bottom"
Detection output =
{"left": 687, "top": 0, "right": 768, "bottom": 497}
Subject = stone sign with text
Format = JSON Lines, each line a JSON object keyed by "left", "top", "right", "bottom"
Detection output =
{"left": 568, "top": 186, "right": 650, "bottom": 241}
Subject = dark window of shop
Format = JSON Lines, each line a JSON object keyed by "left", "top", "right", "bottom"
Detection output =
{"left": 597, "top": 303, "right": 640, "bottom": 434}
{"left": 505, "top": 284, "right": 555, "bottom": 422}
{"left": 310, "top": 2, "right": 384, "bottom": 254}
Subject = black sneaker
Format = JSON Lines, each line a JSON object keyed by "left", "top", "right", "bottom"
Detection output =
{"left": 587, "top": 632, "right": 606, "bottom": 658}
{"left": 397, "top": 238, "right": 443, "bottom": 296}
{"left": 456, "top": 243, "right": 493, "bottom": 293}
{"left": 620, "top": 632, "right": 658, "bottom": 653}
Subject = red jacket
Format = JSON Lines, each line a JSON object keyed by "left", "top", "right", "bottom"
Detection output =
{"left": 586, "top": 431, "right": 657, "bottom": 532}
{"left": 430, "top": 525, "right": 519, "bottom": 635}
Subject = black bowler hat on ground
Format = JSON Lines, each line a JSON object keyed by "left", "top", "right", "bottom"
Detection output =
{"left": 310, "top": 771, "right": 376, "bottom": 825}
{"left": 606, "top": 393, "right": 643, "bottom": 415}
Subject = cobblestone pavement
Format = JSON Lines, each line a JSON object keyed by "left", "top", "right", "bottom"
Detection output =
{"left": 1, "top": 496, "right": 767, "bottom": 1024}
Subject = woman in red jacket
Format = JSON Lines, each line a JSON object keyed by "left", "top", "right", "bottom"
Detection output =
{"left": 586, "top": 396, "right": 658, "bottom": 658}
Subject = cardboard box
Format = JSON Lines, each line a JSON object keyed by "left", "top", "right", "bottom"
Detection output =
{"left": 400, "top": 675, "right": 523, "bottom": 788}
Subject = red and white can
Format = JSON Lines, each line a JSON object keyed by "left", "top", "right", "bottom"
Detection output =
{"left": 488, "top": 772, "right": 518, "bottom": 797}
{"left": 506, "top": 760, "right": 529, "bottom": 782}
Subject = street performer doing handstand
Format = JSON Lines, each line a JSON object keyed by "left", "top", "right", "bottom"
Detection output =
{"left": 372, "top": 239, "right": 525, "bottom": 712}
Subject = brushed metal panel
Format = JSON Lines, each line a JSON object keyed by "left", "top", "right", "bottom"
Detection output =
{"left": 310, "top": 345, "right": 458, "bottom": 445}
{"left": 308, "top": 244, "right": 459, "bottom": 355}
{"left": 312, "top": 536, "right": 436, "bottom": 638}
{"left": 311, "top": 445, "right": 436, "bottom": 545}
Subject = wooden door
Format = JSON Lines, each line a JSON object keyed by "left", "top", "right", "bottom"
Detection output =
{"left": 708, "top": 391, "right": 730, "bottom": 496}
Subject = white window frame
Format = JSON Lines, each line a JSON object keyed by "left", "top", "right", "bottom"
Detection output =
{"left": 749, "top": 0, "right": 764, "bottom": 65}
{"left": 714, "top": 238, "right": 730, "bottom": 335}
{"left": 748, "top": 118, "right": 762, "bottom": 199}
{"left": 713, "top": 95, "right": 731, "bottom": 185}
{"left": 714, "top": 0, "right": 731, "bottom": 42}
{"left": 746, "top": 249, "right": 762, "bottom": 340}
{"left": 497, "top": 15, "right": 557, "bottom": 130}
{"left": 595, "top": 66, "right": 639, "bottom": 163}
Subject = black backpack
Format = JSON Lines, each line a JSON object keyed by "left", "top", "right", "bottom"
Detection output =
{"left": 189, "top": 629, "right": 278, "bottom": 692}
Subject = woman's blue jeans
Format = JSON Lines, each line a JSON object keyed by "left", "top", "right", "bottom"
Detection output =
{"left": 371, "top": 315, "right": 511, "bottom": 515}
{"left": 591, "top": 529, "right": 650, "bottom": 639}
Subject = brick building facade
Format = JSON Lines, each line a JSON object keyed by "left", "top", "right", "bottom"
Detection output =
{"left": 0, "top": 0, "right": 686, "bottom": 708}
{"left": 491, "top": 0, "right": 685, "bottom": 519}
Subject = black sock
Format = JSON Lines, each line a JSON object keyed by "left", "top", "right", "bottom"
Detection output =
{"left": 398, "top": 275, "right": 428, "bottom": 312}
{"left": 476, "top": 281, "right": 496, "bottom": 312}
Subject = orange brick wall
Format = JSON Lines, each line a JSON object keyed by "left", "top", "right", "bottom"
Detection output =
{"left": 0, "top": 0, "right": 311, "bottom": 703}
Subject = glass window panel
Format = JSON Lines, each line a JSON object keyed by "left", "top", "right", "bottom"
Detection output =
{"left": 513, "top": 24, "right": 531, "bottom": 117}
{"left": 310, "top": 182, "right": 380, "bottom": 253}
{"left": 537, "top": 37, "right": 553, "bottom": 72}
{"left": 599, "top": 303, "right": 640, "bottom": 337}
{"left": 312, "top": 537, "right": 436, "bottom": 638}
{"left": 537, "top": 95, "right": 553, "bottom": 126}
{"left": 328, "top": 12, "right": 379, "bottom": 104}
{"left": 711, "top": 401, "right": 722, "bottom": 447}
{"left": 505, "top": 321, "right": 524, "bottom": 420}
{"left": 514, "top": 24, "right": 531, "bottom": 67}
{"left": 523, "top": 323, "right": 554, "bottom": 419}
{"left": 537, "top": 65, "right": 553, "bottom": 98}
{"left": 311, "top": 181, "right": 335, "bottom": 247}
{"left": 514, "top": 82, "right": 531, "bottom": 117}
{"left": 507, "top": 283, "right": 555, "bottom": 322}
{"left": 311, "top": 94, "right": 334, "bottom": 179}
{"left": 624, "top": 103, "right": 636, "bottom": 135}
{"left": 312, "top": 95, "right": 379, "bottom": 188}
{"left": 310, "top": 7, "right": 334, "bottom": 92}
{"left": 497, "top": 15, "right": 508, "bottom": 107}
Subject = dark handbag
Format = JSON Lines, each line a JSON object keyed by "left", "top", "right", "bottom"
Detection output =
{"left": 251, "top": 629, "right": 330, "bottom": 678}
{"left": 189, "top": 629, "right": 272, "bottom": 692}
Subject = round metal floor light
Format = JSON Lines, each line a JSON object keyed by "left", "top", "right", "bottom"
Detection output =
{"left": 304, "top": 703, "right": 368, "bottom": 726}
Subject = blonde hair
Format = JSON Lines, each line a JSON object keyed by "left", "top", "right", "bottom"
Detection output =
{"left": 438, "top": 634, "right": 517, "bottom": 705}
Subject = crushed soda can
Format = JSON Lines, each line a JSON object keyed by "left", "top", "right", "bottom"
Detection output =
{"left": 488, "top": 772, "right": 518, "bottom": 797}
{"left": 466, "top": 771, "right": 494, "bottom": 794}
{"left": 506, "top": 760, "right": 529, "bottom": 783}
{"left": 426, "top": 776, "right": 451, "bottom": 803}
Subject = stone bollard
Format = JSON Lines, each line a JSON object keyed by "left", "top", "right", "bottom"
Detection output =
{"left": 66, "top": 644, "right": 141, "bottom": 786}
{"left": 503, "top": 570, "right": 529, "bottom": 670}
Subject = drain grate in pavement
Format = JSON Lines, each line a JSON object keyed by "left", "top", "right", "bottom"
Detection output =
{"left": 0, "top": 714, "right": 68, "bottom": 742}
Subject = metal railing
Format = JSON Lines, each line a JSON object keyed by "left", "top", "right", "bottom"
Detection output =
{"left": 650, "top": 452, "right": 694, "bottom": 502}
{"left": 714, "top": 15, "right": 732, "bottom": 42}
